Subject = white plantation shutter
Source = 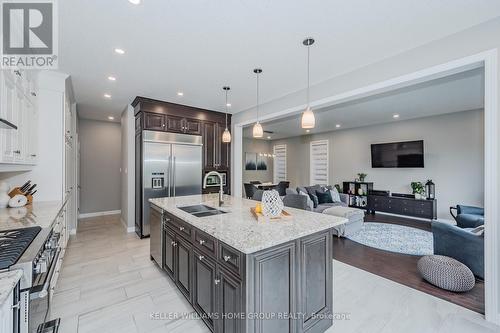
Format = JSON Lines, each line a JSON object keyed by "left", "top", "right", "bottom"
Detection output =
{"left": 273, "top": 144, "right": 287, "bottom": 183}
{"left": 310, "top": 140, "right": 329, "bottom": 185}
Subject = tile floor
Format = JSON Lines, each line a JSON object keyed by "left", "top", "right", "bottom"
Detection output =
{"left": 51, "top": 215, "right": 499, "bottom": 333}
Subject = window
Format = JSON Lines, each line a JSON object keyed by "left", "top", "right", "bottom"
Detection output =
{"left": 310, "top": 140, "right": 329, "bottom": 185}
{"left": 273, "top": 144, "right": 287, "bottom": 183}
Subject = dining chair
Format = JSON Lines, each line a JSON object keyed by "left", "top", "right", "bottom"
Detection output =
{"left": 244, "top": 183, "right": 258, "bottom": 199}
{"left": 275, "top": 181, "right": 290, "bottom": 196}
{"left": 252, "top": 190, "right": 264, "bottom": 201}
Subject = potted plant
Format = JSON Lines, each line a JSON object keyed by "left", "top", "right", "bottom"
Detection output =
{"left": 357, "top": 173, "right": 367, "bottom": 182}
{"left": 411, "top": 181, "right": 425, "bottom": 199}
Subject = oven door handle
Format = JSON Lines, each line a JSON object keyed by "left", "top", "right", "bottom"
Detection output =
{"left": 31, "top": 247, "right": 61, "bottom": 300}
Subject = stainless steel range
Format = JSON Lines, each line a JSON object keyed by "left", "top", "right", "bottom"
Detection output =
{"left": 1, "top": 226, "right": 61, "bottom": 333}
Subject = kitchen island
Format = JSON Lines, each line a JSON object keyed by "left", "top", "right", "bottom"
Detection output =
{"left": 149, "top": 194, "right": 347, "bottom": 333}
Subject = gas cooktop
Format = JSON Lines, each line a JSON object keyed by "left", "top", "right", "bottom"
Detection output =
{"left": 0, "top": 226, "right": 41, "bottom": 270}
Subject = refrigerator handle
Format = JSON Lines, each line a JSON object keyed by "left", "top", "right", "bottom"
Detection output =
{"left": 167, "top": 155, "right": 172, "bottom": 197}
{"left": 172, "top": 156, "right": 176, "bottom": 197}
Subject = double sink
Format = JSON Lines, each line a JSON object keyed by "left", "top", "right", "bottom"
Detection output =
{"left": 178, "top": 204, "right": 227, "bottom": 218}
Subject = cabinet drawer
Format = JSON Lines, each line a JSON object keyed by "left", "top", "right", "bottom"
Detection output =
{"left": 218, "top": 242, "right": 243, "bottom": 277}
{"left": 194, "top": 229, "right": 217, "bottom": 258}
{"left": 171, "top": 218, "right": 193, "bottom": 240}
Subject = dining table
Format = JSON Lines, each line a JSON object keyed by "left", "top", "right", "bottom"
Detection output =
{"left": 256, "top": 182, "right": 278, "bottom": 190}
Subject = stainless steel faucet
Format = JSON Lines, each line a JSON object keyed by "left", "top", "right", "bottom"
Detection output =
{"left": 203, "top": 171, "right": 224, "bottom": 207}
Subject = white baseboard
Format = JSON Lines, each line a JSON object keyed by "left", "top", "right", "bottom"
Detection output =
{"left": 120, "top": 218, "right": 136, "bottom": 233}
{"left": 79, "top": 210, "right": 121, "bottom": 219}
{"left": 69, "top": 229, "right": 76, "bottom": 235}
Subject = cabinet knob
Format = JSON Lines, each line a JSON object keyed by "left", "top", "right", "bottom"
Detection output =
{"left": 199, "top": 239, "right": 205, "bottom": 245}
{"left": 198, "top": 255, "right": 204, "bottom": 260}
{"left": 179, "top": 226, "right": 185, "bottom": 231}
{"left": 214, "top": 279, "right": 220, "bottom": 285}
{"left": 171, "top": 241, "right": 177, "bottom": 247}
{"left": 223, "top": 255, "right": 231, "bottom": 262}
{"left": 13, "top": 150, "right": 21, "bottom": 154}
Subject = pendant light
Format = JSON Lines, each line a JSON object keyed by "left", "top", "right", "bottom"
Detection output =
{"left": 222, "top": 86, "right": 231, "bottom": 143}
{"left": 252, "top": 68, "right": 264, "bottom": 138}
{"left": 301, "top": 38, "right": 315, "bottom": 129}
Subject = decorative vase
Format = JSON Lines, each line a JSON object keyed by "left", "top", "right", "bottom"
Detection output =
{"left": 261, "top": 190, "right": 284, "bottom": 218}
{"left": 358, "top": 188, "right": 364, "bottom": 196}
{"left": 414, "top": 193, "right": 422, "bottom": 200}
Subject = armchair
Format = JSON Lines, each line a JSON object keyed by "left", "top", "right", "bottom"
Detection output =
{"left": 450, "top": 205, "right": 484, "bottom": 228}
{"left": 431, "top": 221, "right": 484, "bottom": 279}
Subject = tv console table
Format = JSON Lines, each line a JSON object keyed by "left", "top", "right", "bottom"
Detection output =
{"left": 367, "top": 195, "right": 437, "bottom": 220}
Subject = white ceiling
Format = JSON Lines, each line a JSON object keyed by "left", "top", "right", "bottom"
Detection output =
{"left": 243, "top": 68, "right": 484, "bottom": 139}
{"left": 59, "top": 1, "right": 500, "bottom": 121}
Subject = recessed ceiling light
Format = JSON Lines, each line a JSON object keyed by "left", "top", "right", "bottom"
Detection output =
{"left": 306, "top": 129, "right": 310, "bottom": 133}
{"left": 108, "top": 76, "right": 116, "bottom": 81}
{"left": 104, "top": 94, "right": 112, "bottom": 99}
{"left": 114, "top": 48, "right": 125, "bottom": 55}
{"left": 335, "top": 124, "right": 341, "bottom": 128}
{"left": 128, "top": 0, "right": 141, "bottom": 4}
{"left": 177, "top": 91, "right": 184, "bottom": 96}
{"left": 108, "top": 116, "right": 115, "bottom": 120}
{"left": 226, "top": 103, "right": 231, "bottom": 107}
{"left": 267, "top": 136, "right": 271, "bottom": 139}
{"left": 393, "top": 114, "right": 400, "bottom": 119}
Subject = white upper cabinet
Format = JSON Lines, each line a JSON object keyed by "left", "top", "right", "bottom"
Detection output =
{"left": 0, "top": 69, "right": 39, "bottom": 166}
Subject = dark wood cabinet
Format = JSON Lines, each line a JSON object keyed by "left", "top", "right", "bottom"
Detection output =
{"left": 144, "top": 112, "right": 165, "bottom": 130}
{"left": 193, "top": 249, "right": 218, "bottom": 331}
{"left": 134, "top": 97, "right": 232, "bottom": 226}
{"left": 176, "top": 236, "right": 192, "bottom": 300}
{"left": 163, "top": 227, "right": 176, "bottom": 278}
{"left": 184, "top": 118, "right": 202, "bottom": 135}
{"left": 203, "top": 122, "right": 217, "bottom": 170}
{"left": 367, "top": 195, "right": 437, "bottom": 220}
{"left": 155, "top": 207, "right": 334, "bottom": 333}
{"left": 166, "top": 115, "right": 184, "bottom": 133}
{"left": 216, "top": 266, "right": 242, "bottom": 333}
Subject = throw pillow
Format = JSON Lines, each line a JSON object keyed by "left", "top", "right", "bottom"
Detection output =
{"left": 316, "top": 190, "right": 333, "bottom": 204}
{"left": 329, "top": 187, "right": 341, "bottom": 202}
{"left": 299, "top": 190, "right": 314, "bottom": 210}
{"left": 310, "top": 194, "right": 319, "bottom": 208}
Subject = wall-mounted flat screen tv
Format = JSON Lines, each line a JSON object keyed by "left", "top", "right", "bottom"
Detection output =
{"left": 371, "top": 140, "right": 424, "bottom": 168}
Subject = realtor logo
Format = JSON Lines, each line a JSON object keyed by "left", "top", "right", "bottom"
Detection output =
{"left": 1, "top": 0, "right": 58, "bottom": 69}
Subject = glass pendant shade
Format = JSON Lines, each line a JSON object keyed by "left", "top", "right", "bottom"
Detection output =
{"left": 253, "top": 122, "right": 263, "bottom": 138}
{"left": 222, "top": 127, "right": 231, "bottom": 143}
{"left": 301, "top": 106, "right": 315, "bottom": 129}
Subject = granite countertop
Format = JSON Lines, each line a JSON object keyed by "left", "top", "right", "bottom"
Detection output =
{"left": 0, "top": 270, "right": 22, "bottom": 305}
{"left": 0, "top": 200, "right": 64, "bottom": 231}
{"left": 150, "top": 194, "right": 347, "bottom": 254}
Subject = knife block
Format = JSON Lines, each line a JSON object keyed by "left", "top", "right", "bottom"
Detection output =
{"left": 8, "top": 187, "right": 33, "bottom": 204}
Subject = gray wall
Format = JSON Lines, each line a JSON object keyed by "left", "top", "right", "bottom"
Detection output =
{"left": 271, "top": 110, "right": 484, "bottom": 220}
{"left": 242, "top": 138, "right": 274, "bottom": 184}
{"left": 120, "top": 105, "right": 135, "bottom": 230}
{"left": 79, "top": 119, "right": 122, "bottom": 214}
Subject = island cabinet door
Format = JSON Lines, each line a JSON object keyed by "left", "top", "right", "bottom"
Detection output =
{"left": 193, "top": 249, "right": 217, "bottom": 331}
{"left": 163, "top": 228, "right": 176, "bottom": 279}
{"left": 175, "top": 236, "right": 192, "bottom": 300}
{"left": 250, "top": 242, "right": 297, "bottom": 333}
{"left": 215, "top": 266, "right": 242, "bottom": 333}
{"left": 298, "top": 231, "right": 333, "bottom": 332}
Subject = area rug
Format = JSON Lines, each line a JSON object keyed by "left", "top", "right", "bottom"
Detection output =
{"left": 346, "top": 222, "right": 433, "bottom": 256}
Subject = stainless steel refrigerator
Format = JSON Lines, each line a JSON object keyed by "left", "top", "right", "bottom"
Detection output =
{"left": 137, "top": 130, "right": 203, "bottom": 238}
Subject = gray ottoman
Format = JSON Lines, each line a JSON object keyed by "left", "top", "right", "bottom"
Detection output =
{"left": 417, "top": 255, "right": 475, "bottom": 292}
{"left": 322, "top": 206, "right": 364, "bottom": 237}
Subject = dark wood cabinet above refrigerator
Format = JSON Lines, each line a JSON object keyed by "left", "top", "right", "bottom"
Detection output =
{"left": 132, "top": 96, "right": 231, "bottom": 194}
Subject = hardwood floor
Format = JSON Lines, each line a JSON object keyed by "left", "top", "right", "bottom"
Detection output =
{"left": 333, "top": 213, "right": 485, "bottom": 314}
